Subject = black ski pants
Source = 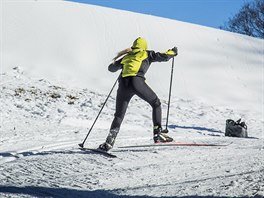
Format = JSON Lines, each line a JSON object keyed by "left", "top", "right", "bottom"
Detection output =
{"left": 110, "top": 76, "right": 161, "bottom": 131}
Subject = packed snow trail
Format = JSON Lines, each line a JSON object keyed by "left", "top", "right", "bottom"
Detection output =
{"left": 0, "top": 71, "right": 263, "bottom": 197}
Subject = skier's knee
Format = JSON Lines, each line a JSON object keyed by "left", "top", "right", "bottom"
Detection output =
{"left": 114, "top": 111, "right": 126, "bottom": 121}
{"left": 151, "top": 98, "right": 161, "bottom": 108}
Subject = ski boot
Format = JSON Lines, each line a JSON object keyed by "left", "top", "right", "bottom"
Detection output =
{"left": 153, "top": 126, "right": 173, "bottom": 143}
{"left": 98, "top": 142, "right": 112, "bottom": 152}
{"left": 98, "top": 128, "right": 119, "bottom": 152}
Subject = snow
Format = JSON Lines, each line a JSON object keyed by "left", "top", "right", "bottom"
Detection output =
{"left": 1, "top": 0, "right": 264, "bottom": 197}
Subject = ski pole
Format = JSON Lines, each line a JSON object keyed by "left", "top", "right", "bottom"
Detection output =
{"left": 165, "top": 57, "right": 175, "bottom": 131}
{"left": 78, "top": 76, "right": 119, "bottom": 148}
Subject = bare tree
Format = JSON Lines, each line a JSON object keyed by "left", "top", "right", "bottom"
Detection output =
{"left": 221, "top": 0, "right": 264, "bottom": 39}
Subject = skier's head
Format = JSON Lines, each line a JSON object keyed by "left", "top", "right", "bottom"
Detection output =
{"left": 132, "top": 37, "right": 147, "bottom": 50}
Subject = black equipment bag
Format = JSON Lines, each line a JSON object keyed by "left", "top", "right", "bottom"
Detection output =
{"left": 225, "top": 119, "right": 248, "bottom": 138}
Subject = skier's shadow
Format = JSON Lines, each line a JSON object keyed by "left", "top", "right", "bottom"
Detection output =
{"left": 168, "top": 124, "right": 259, "bottom": 139}
{"left": 168, "top": 124, "right": 224, "bottom": 134}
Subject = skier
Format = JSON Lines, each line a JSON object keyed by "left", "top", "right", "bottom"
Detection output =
{"left": 99, "top": 37, "right": 178, "bottom": 151}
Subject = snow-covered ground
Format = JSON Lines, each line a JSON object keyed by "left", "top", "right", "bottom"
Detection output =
{"left": 1, "top": 0, "right": 264, "bottom": 197}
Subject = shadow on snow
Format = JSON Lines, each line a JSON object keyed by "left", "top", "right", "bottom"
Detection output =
{"left": 0, "top": 149, "right": 108, "bottom": 159}
{"left": 168, "top": 124, "right": 259, "bottom": 139}
{"left": 0, "top": 185, "right": 258, "bottom": 198}
{"left": 168, "top": 124, "right": 223, "bottom": 134}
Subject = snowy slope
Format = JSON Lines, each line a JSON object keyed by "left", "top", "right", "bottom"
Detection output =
{"left": 2, "top": 0, "right": 263, "bottom": 113}
{"left": 1, "top": 0, "right": 264, "bottom": 197}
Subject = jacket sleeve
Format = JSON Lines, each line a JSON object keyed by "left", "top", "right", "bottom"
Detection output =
{"left": 108, "top": 59, "right": 123, "bottom": 72}
{"left": 148, "top": 50, "right": 176, "bottom": 63}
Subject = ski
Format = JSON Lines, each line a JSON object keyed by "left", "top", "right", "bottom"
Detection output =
{"left": 79, "top": 147, "right": 117, "bottom": 158}
{"left": 118, "top": 141, "right": 228, "bottom": 149}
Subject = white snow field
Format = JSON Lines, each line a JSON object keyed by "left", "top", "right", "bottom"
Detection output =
{"left": 1, "top": 0, "right": 264, "bottom": 197}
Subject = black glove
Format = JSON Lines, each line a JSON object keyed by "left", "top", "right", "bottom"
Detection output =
{"left": 171, "top": 47, "right": 178, "bottom": 56}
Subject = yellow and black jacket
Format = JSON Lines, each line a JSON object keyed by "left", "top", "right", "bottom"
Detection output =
{"left": 108, "top": 37, "right": 176, "bottom": 78}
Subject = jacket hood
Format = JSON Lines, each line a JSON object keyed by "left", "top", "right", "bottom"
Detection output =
{"left": 132, "top": 37, "right": 148, "bottom": 50}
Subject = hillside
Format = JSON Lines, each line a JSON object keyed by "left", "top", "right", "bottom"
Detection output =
{"left": 1, "top": 0, "right": 264, "bottom": 197}
{"left": 2, "top": 0, "right": 263, "bottom": 112}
